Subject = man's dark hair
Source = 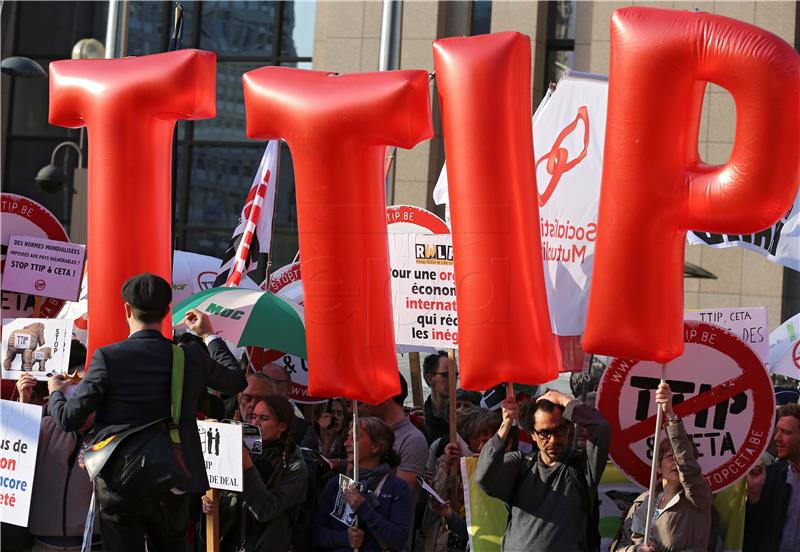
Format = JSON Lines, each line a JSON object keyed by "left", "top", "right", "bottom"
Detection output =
{"left": 392, "top": 373, "right": 409, "bottom": 405}
{"left": 423, "top": 350, "right": 448, "bottom": 376}
{"left": 519, "top": 399, "right": 564, "bottom": 433}
{"left": 778, "top": 403, "right": 800, "bottom": 424}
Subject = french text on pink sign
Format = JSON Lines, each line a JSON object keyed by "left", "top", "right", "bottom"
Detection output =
{"left": 2, "top": 235, "right": 85, "bottom": 302}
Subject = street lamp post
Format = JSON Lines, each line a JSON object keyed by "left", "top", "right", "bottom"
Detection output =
{"left": 35, "top": 141, "right": 83, "bottom": 231}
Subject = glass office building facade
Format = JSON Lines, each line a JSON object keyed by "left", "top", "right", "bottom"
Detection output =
{"left": 1, "top": 0, "right": 316, "bottom": 270}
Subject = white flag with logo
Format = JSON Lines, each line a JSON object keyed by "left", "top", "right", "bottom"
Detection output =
{"left": 534, "top": 72, "right": 607, "bottom": 335}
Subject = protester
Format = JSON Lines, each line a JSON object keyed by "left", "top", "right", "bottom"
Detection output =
{"left": 201, "top": 395, "right": 308, "bottom": 551}
{"left": 454, "top": 389, "right": 482, "bottom": 413}
{"left": 611, "top": 382, "right": 713, "bottom": 552}
{"left": 743, "top": 403, "right": 800, "bottom": 551}
{"left": 46, "top": 273, "right": 247, "bottom": 551}
{"left": 318, "top": 397, "right": 349, "bottom": 471}
{"left": 369, "top": 374, "right": 428, "bottom": 505}
{"left": 423, "top": 351, "right": 451, "bottom": 445}
{"left": 312, "top": 416, "right": 412, "bottom": 551}
{"left": 13, "top": 341, "right": 102, "bottom": 551}
{"left": 262, "top": 362, "right": 319, "bottom": 450}
{"left": 419, "top": 407, "right": 494, "bottom": 552}
{"left": 237, "top": 372, "right": 276, "bottom": 421}
{"left": 476, "top": 388, "right": 610, "bottom": 551}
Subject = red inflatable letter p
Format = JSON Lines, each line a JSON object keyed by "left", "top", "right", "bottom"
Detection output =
{"left": 584, "top": 8, "right": 800, "bottom": 362}
{"left": 49, "top": 50, "right": 216, "bottom": 358}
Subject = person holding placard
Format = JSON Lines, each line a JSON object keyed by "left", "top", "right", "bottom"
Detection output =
{"left": 201, "top": 395, "right": 308, "bottom": 552}
{"left": 611, "top": 383, "right": 713, "bottom": 552}
{"left": 476, "top": 389, "right": 610, "bottom": 551}
{"left": 312, "top": 416, "right": 413, "bottom": 551}
{"left": 46, "top": 273, "right": 246, "bottom": 552}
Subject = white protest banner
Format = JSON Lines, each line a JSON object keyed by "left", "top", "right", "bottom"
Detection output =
{"left": 1, "top": 194, "right": 70, "bottom": 318}
{"left": 685, "top": 307, "right": 768, "bottom": 365}
{"left": 389, "top": 233, "right": 458, "bottom": 349}
{"left": 0, "top": 400, "right": 42, "bottom": 526}
{"left": 769, "top": 312, "right": 800, "bottom": 381}
{"left": 2, "top": 318, "right": 73, "bottom": 381}
{"left": 535, "top": 72, "right": 607, "bottom": 335}
{"left": 197, "top": 420, "right": 243, "bottom": 492}
{"left": 597, "top": 319, "right": 775, "bottom": 493}
{"left": 688, "top": 190, "right": 800, "bottom": 271}
{"left": 387, "top": 205, "right": 451, "bottom": 352}
{"left": 2, "top": 235, "right": 85, "bottom": 302}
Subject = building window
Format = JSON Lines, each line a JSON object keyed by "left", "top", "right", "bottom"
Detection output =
{"left": 175, "top": 1, "right": 315, "bottom": 274}
{"left": 544, "top": 0, "right": 575, "bottom": 89}
{"left": 470, "top": 1, "right": 492, "bottom": 36}
{"left": 1, "top": 0, "right": 316, "bottom": 277}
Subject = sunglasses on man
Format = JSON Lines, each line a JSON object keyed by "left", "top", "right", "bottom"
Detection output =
{"left": 532, "top": 424, "right": 569, "bottom": 441}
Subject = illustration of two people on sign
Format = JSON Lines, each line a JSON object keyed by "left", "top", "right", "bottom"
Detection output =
{"left": 3, "top": 322, "right": 52, "bottom": 372}
{"left": 204, "top": 427, "right": 221, "bottom": 456}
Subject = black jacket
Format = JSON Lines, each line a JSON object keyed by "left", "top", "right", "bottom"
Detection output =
{"left": 48, "top": 329, "right": 247, "bottom": 493}
{"left": 743, "top": 460, "right": 792, "bottom": 552}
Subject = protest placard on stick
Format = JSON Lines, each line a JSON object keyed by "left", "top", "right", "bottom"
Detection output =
{"left": 597, "top": 319, "right": 774, "bottom": 494}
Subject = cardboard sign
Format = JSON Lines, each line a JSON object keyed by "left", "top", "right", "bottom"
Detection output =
{"left": 597, "top": 320, "right": 775, "bottom": 493}
{"left": 197, "top": 420, "right": 243, "bottom": 492}
{"left": 686, "top": 307, "right": 768, "bottom": 364}
{"left": 389, "top": 233, "right": 458, "bottom": 349}
{"left": 0, "top": 400, "right": 42, "bottom": 527}
{"left": 1, "top": 318, "right": 73, "bottom": 381}
{"left": 1, "top": 194, "right": 69, "bottom": 318}
{"left": 2, "top": 235, "right": 85, "bottom": 302}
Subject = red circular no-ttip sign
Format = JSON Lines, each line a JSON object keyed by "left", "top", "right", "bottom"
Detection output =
{"left": 1, "top": 193, "right": 69, "bottom": 318}
{"left": 597, "top": 321, "right": 775, "bottom": 493}
{"left": 792, "top": 340, "right": 800, "bottom": 370}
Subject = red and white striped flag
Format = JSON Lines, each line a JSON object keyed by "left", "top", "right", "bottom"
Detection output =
{"left": 215, "top": 140, "right": 279, "bottom": 287}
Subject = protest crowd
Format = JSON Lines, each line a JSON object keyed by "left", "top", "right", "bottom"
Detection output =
{"left": 2, "top": 3, "right": 800, "bottom": 552}
{"left": 0, "top": 274, "right": 797, "bottom": 552}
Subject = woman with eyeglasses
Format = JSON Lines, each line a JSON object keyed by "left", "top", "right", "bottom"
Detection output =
{"left": 611, "top": 382, "right": 713, "bottom": 552}
{"left": 312, "top": 416, "right": 412, "bottom": 551}
{"left": 200, "top": 395, "right": 308, "bottom": 552}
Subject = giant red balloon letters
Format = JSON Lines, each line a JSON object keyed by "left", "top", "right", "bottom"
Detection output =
{"left": 242, "top": 68, "right": 433, "bottom": 404}
{"left": 433, "top": 32, "right": 559, "bottom": 390}
{"left": 583, "top": 8, "right": 800, "bottom": 363}
{"left": 47, "top": 9, "right": 800, "bottom": 392}
{"left": 49, "top": 50, "right": 216, "bottom": 358}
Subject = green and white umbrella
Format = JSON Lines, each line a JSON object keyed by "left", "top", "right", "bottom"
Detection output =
{"left": 172, "top": 287, "right": 307, "bottom": 359}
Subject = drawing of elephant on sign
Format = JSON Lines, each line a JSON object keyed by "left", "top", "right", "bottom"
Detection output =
{"left": 32, "top": 347, "right": 53, "bottom": 371}
{"left": 3, "top": 322, "right": 46, "bottom": 371}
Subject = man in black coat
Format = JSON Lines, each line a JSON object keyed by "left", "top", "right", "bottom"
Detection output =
{"left": 48, "top": 273, "right": 247, "bottom": 552}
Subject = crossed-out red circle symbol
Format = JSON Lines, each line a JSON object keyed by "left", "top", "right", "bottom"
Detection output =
{"left": 792, "top": 340, "right": 800, "bottom": 370}
{"left": 598, "top": 321, "right": 775, "bottom": 493}
{"left": 536, "top": 106, "right": 590, "bottom": 207}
